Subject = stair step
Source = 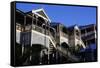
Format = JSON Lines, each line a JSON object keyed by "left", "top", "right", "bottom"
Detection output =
{"left": 50, "top": 47, "right": 53, "bottom": 49}
{"left": 50, "top": 46, "right": 53, "bottom": 47}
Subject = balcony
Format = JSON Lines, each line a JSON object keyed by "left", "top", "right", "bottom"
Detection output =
{"left": 32, "top": 24, "right": 45, "bottom": 34}
{"left": 25, "top": 25, "right": 32, "bottom": 32}
{"left": 81, "top": 31, "right": 96, "bottom": 37}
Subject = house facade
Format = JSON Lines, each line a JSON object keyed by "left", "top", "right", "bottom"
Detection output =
{"left": 15, "top": 8, "right": 96, "bottom": 65}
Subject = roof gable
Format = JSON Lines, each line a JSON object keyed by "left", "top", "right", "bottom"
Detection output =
{"left": 74, "top": 25, "right": 80, "bottom": 30}
{"left": 32, "top": 8, "right": 51, "bottom": 22}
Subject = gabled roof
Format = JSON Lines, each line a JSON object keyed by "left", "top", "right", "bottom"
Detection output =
{"left": 16, "top": 8, "right": 51, "bottom": 22}
{"left": 79, "top": 24, "right": 96, "bottom": 30}
{"left": 16, "top": 9, "right": 25, "bottom": 15}
{"left": 32, "top": 8, "right": 51, "bottom": 22}
{"left": 68, "top": 24, "right": 80, "bottom": 31}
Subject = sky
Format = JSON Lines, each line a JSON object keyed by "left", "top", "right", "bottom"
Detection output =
{"left": 16, "top": 2, "right": 97, "bottom": 27}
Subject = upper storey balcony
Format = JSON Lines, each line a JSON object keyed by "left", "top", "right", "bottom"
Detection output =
{"left": 16, "top": 8, "right": 57, "bottom": 49}
{"left": 80, "top": 24, "right": 96, "bottom": 41}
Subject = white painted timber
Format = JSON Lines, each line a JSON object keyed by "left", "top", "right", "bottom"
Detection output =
{"left": 60, "top": 36, "right": 69, "bottom": 45}
{"left": 16, "top": 30, "right": 21, "bottom": 44}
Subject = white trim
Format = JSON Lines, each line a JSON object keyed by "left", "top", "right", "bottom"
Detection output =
{"left": 34, "top": 8, "right": 51, "bottom": 21}
{"left": 41, "top": 8, "right": 51, "bottom": 22}
{"left": 74, "top": 25, "right": 80, "bottom": 31}
{"left": 32, "top": 11, "right": 49, "bottom": 22}
{"left": 32, "top": 8, "right": 51, "bottom": 22}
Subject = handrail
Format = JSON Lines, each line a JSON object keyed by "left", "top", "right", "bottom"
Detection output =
{"left": 81, "top": 31, "right": 95, "bottom": 37}
{"left": 49, "top": 32, "right": 56, "bottom": 45}
{"left": 32, "top": 24, "right": 45, "bottom": 34}
{"left": 80, "top": 39, "right": 86, "bottom": 48}
{"left": 56, "top": 45, "right": 79, "bottom": 61}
